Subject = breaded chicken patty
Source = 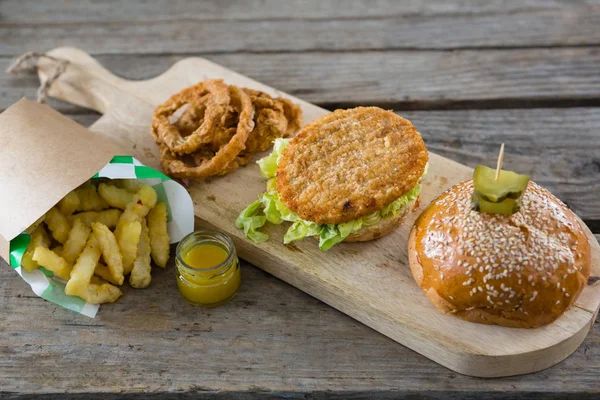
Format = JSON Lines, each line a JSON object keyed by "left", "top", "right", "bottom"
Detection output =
{"left": 276, "top": 107, "right": 428, "bottom": 224}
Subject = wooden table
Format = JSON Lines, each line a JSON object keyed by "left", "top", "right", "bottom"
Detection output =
{"left": 1, "top": 1, "right": 599, "bottom": 398}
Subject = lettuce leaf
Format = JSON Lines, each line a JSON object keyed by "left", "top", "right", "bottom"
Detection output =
{"left": 381, "top": 184, "right": 421, "bottom": 217}
{"left": 318, "top": 219, "right": 364, "bottom": 251}
{"left": 235, "top": 200, "right": 269, "bottom": 243}
{"left": 361, "top": 211, "right": 381, "bottom": 227}
{"left": 284, "top": 220, "right": 321, "bottom": 244}
{"left": 257, "top": 138, "right": 291, "bottom": 178}
{"left": 261, "top": 191, "right": 283, "bottom": 224}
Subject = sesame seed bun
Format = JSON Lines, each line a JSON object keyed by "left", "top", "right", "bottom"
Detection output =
{"left": 276, "top": 107, "right": 428, "bottom": 225}
{"left": 408, "top": 180, "right": 591, "bottom": 329}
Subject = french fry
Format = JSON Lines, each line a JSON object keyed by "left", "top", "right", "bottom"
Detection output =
{"left": 147, "top": 202, "right": 170, "bottom": 268}
{"left": 78, "top": 282, "right": 122, "bottom": 304}
{"left": 21, "top": 225, "right": 51, "bottom": 272}
{"left": 94, "top": 262, "right": 121, "bottom": 285}
{"left": 114, "top": 204, "right": 148, "bottom": 243}
{"left": 65, "top": 234, "right": 101, "bottom": 297}
{"left": 117, "top": 220, "right": 142, "bottom": 275}
{"left": 57, "top": 190, "right": 81, "bottom": 216}
{"left": 92, "top": 222, "right": 124, "bottom": 285}
{"left": 71, "top": 209, "right": 122, "bottom": 229}
{"left": 18, "top": 178, "right": 172, "bottom": 305}
{"left": 112, "top": 185, "right": 157, "bottom": 257}
{"left": 130, "top": 219, "right": 151, "bottom": 288}
{"left": 76, "top": 181, "right": 109, "bottom": 212}
{"left": 98, "top": 182, "right": 134, "bottom": 210}
{"left": 63, "top": 218, "right": 92, "bottom": 263}
{"left": 135, "top": 184, "right": 158, "bottom": 209}
{"left": 32, "top": 247, "right": 72, "bottom": 281}
{"left": 45, "top": 207, "right": 71, "bottom": 244}
{"left": 115, "top": 179, "right": 143, "bottom": 193}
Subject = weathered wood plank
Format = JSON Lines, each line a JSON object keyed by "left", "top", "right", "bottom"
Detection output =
{"left": 3, "top": 48, "right": 600, "bottom": 112}
{"left": 2, "top": 1, "right": 600, "bottom": 54}
{"left": 4, "top": 0, "right": 594, "bottom": 22}
{"left": 1, "top": 254, "right": 599, "bottom": 397}
{"left": 2, "top": 7, "right": 600, "bottom": 55}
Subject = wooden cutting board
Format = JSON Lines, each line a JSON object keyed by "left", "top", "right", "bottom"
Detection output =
{"left": 36, "top": 47, "right": 600, "bottom": 377}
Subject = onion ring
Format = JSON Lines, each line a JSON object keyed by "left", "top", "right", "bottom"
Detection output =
{"left": 151, "top": 81, "right": 205, "bottom": 143}
{"left": 242, "top": 89, "right": 303, "bottom": 153}
{"left": 160, "top": 86, "right": 255, "bottom": 179}
{"left": 174, "top": 93, "right": 210, "bottom": 135}
{"left": 153, "top": 80, "right": 303, "bottom": 180}
{"left": 152, "top": 79, "right": 230, "bottom": 155}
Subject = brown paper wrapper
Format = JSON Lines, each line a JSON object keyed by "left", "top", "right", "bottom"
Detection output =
{"left": 0, "top": 98, "right": 122, "bottom": 260}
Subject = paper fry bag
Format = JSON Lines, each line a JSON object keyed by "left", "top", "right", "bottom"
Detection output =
{"left": 0, "top": 99, "right": 194, "bottom": 317}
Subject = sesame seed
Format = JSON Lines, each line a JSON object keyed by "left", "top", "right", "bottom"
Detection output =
{"left": 530, "top": 291, "right": 538, "bottom": 302}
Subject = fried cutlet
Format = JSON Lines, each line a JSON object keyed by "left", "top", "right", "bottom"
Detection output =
{"left": 276, "top": 107, "right": 428, "bottom": 224}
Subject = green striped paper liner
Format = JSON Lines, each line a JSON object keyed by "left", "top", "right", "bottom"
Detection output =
{"left": 9, "top": 156, "right": 194, "bottom": 318}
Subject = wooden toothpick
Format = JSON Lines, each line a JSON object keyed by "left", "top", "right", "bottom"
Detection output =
{"left": 495, "top": 143, "right": 505, "bottom": 181}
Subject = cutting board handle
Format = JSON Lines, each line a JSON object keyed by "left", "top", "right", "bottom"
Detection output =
{"left": 37, "top": 47, "right": 129, "bottom": 114}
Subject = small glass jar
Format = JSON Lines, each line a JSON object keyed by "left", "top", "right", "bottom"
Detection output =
{"left": 175, "top": 229, "right": 241, "bottom": 307}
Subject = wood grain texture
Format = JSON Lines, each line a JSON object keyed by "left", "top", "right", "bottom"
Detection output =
{"left": 0, "top": 252, "right": 599, "bottom": 398}
{"left": 1, "top": 1, "right": 600, "bottom": 54}
{"left": 4, "top": 0, "right": 595, "bottom": 22}
{"left": 3, "top": 48, "right": 600, "bottom": 112}
{"left": 26, "top": 47, "right": 600, "bottom": 378}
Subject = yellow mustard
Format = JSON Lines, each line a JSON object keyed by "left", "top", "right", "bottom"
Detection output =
{"left": 175, "top": 230, "right": 241, "bottom": 306}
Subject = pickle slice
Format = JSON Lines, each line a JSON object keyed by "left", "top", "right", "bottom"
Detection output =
{"left": 473, "top": 165, "right": 530, "bottom": 202}
{"left": 472, "top": 193, "right": 520, "bottom": 215}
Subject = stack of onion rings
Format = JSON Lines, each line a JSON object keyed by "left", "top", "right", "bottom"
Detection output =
{"left": 151, "top": 79, "right": 303, "bottom": 180}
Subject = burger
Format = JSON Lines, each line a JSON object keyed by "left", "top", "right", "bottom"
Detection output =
{"left": 236, "top": 107, "right": 428, "bottom": 250}
{"left": 408, "top": 166, "right": 591, "bottom": 328}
